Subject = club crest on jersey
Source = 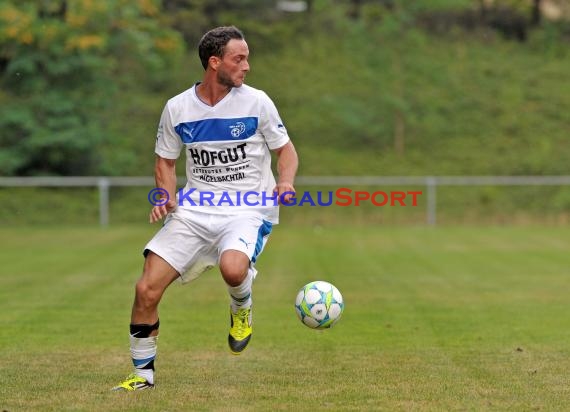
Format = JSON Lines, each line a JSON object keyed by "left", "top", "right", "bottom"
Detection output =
{"left": 229, "top": 122, "right": 246, "bottom": 138}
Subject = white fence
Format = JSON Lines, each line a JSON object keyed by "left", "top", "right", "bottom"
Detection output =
{"left": 1, "top": 176, "right": 570, "bottom": 226}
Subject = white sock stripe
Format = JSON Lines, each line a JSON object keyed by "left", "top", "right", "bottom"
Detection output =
{"left": 129, "top": 335, "right": 158, "bottom": 348}
{"left": 130, "top": 335, "right": 158, "bottom": 363}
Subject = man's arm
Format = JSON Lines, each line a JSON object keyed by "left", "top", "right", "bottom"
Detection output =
{"left": 273, "top": 141, "right": 298, "bottom": 204}
{"left": 150, "top": 155, "right": 177, "bottom": 223}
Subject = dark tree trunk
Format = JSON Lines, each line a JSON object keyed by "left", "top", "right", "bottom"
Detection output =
{"left": 531, "top": 0, "right": 542, "bottom": 26}
{"left": 38, "top": 0, "right": 67, "bottom": 20}
{"left": 347, "top": 0, "right": 362, "bottom": 19}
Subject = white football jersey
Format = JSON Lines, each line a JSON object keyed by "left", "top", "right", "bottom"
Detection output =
{"left": 155, "top": 83, "right": 290, "bottom": 223}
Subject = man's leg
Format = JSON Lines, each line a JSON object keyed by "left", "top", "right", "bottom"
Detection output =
{"left": 220, "top": 250, "right": 254, "bottom": 354}
{"left": 113, "top": 252, "right": 179, "bottom": 391}
{"left": 219, "top": 216, "right": 273, "bottom": 354}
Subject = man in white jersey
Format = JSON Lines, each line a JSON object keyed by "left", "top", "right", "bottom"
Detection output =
{"left": 112, "top": 26, "right": 298, "bottom": 391}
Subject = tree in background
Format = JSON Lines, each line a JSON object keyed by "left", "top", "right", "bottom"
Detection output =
{"left": 0, "top": 0, "right": 183, "bottom": 176}
{"left": 160, "top": 0, "right": 293, "bottom": 53}
{"left": 532, "top": 0, "right": 542, "bottom": 25}
{"left": 1, "top": 0, "right": 567, "bottom": 176}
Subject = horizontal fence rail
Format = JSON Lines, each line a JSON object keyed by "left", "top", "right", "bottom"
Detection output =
{"left": 1, "top": 176, "right": 570, "bottom": 226}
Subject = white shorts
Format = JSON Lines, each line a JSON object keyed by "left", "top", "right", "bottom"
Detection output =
{"left": 143, "top": 209, "right": 273, "bottom": 283}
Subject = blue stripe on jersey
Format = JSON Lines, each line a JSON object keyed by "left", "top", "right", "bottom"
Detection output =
{"left": 174, "top": 117, "right": 258, "bottom": 143}
{"left": 252, "top": 220, "right": 273, "bottom": 264}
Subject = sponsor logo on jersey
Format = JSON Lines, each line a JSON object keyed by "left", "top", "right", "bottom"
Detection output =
{"left": 198, "top": 172, "right": 246, "bottom": 183}
{"left": 188, "top": 143, "right": 247, "bottom": 167}
{"left": 183, "top": 127, "right": 194, "bottom": 140}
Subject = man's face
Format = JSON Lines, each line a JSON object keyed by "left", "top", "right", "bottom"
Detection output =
{"left": 216, "top": 39, "right": 250, "bottom": 88}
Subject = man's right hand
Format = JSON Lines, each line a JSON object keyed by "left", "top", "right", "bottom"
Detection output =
{"left": 149, "top": 200, "right": 176, "bottom": 223}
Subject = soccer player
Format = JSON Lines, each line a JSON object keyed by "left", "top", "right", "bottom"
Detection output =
{"left": 112, "top": 26, "right": 298, "bottom": 391}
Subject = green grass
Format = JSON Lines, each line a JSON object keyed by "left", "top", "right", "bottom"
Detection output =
{"left": 1, "top": 224, "right": 570, "bottom": 411}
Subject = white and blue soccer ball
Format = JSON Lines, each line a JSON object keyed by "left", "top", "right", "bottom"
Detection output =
{"left": 295, "top": 281, "right": 344, "bottom": 329}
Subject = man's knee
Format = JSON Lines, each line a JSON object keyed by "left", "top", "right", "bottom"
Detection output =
{"left": 134, "top": 254, "right": 177, "bottom": 309}
{"left": 134, "top": 278, "right": 163, "bottom": 309}
{"left": 220, "top": 250, "right": 249, "bottom": 286}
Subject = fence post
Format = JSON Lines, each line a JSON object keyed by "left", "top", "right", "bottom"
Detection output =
{"left": 426, "top": 176, "right": 437, "bottom": 226}
{"left": 98, "top": 177, "right": 110, "bottom": 227}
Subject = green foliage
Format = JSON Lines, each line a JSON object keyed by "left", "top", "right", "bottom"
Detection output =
{"left": 1, "top": 0, "right": 569, "bottom": 179}
{"left": 160, "top": 0, "right": 286, "bottom": 53}
{"left": 247, "top": 10, "right": 569, "bottom": 178}
{"left": 0, "top": 0, "right": 184, "bottom": 176}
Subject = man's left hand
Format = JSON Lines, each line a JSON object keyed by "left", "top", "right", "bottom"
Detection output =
{"left": 273, "top": 182, "right": 296, "bottom": 204}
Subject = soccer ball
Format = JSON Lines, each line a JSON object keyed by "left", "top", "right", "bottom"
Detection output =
{"left": 295, "top": 281, "right": 344, "bottom": 329}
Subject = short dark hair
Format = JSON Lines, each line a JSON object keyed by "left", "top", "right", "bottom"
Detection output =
{"left": 198, "top": 26, "right": 245, "bottom": 70}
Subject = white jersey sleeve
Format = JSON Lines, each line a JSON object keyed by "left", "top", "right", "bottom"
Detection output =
{"left": 155, "top": 103, "right": 183, "bottom": 159}
{"left": 258, "top": 91, "right": 290, "bottom": 150}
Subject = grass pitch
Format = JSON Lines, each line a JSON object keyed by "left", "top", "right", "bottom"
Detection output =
{"left": 1, "top": 224, "right": 569, "bottom": 411}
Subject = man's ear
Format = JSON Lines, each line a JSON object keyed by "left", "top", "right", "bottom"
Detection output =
{"left": 209, "top": 56, "right": 221, "bottom": 70}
